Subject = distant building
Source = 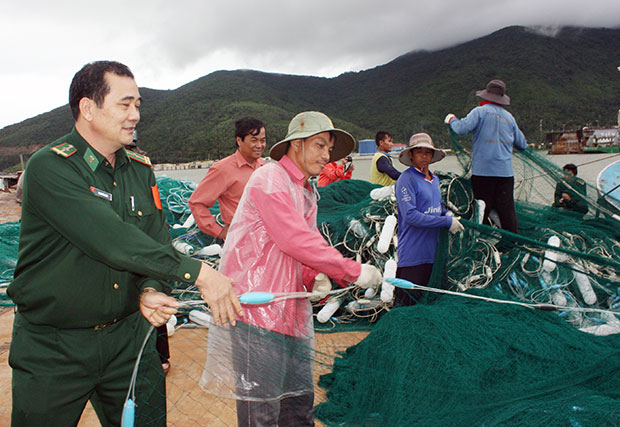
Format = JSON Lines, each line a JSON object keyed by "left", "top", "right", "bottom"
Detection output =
{"left": 358, "top": 139, "right": 376, "bottom": 155}
{"left": 546, "top": 130, "right": 583, "bottom": 154}
{"left": 547, "top": 127, "right": 619, "bottom": 154}
{"left": 582, "top": 127, "right": 619, "bottom": 153}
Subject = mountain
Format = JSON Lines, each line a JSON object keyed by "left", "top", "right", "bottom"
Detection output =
{"left": 1, "top": 25, "right": 619, "bottom": 171}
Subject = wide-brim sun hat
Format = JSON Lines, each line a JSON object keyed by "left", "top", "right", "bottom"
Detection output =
{"left": 399, "top": 132, "right": 446, "bottom": 166}
{"left": 476, "top": 79, "right": 510, "bottom": 105}
{"left": 269, "top": 111, "right": 355, "bottom": 163}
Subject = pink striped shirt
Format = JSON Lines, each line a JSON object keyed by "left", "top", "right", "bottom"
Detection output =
{"left": 189, "top": 150, "right": 265, "bottom": 237}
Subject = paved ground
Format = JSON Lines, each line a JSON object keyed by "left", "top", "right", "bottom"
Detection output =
{"left": 0, "top": 189, "right": 20, "bottom": 223}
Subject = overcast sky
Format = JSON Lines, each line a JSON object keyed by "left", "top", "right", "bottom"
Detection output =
{"left": 1, "top": 0, "right": 618, "bottom": 129}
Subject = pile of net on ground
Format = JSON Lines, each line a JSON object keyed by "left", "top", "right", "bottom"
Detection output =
{"left": 312, "top": 128, "right": 620, "bottom": 425}
{"left": 316, "top": 292, "right": 620, "bottom": 426}
{"left": 157, "top": 176, "right": 220, "bottom": 250}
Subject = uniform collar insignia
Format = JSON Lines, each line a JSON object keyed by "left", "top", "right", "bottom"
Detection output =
{"left": 83, "top": 148, "right": 99, "bottom": 172}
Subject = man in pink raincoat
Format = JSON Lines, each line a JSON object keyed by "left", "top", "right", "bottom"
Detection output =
{"left": 201, "top": 111, "right": 382, "bottom": 426}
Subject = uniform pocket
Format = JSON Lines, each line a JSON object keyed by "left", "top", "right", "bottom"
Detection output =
{"left": 126, "top": 194, "right": 157, "bottom": 220}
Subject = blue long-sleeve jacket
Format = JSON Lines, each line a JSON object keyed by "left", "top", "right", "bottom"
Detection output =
{"left": 396, "top": 167, "right": 451, "bottom": 267}
{"left": 449, "top": 103, "right": 527, "bottom": 177}
{"left": 376, "top": 155, "right": 401, "bottom": 180}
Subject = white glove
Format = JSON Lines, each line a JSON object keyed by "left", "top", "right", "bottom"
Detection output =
{"left": 444, "top": 113, "right": 456, "bottom": 124}
{"left": 449, "top": 217, "right": 464, "bottom": 234}
{"left": 310, "top": 273, "right": 332, "bottom": 301}
{"left": 445, "top": 210, "right": 454, "bottom": 217}
{"left": 354, "top": 264, "right": 382, "bottom": 289}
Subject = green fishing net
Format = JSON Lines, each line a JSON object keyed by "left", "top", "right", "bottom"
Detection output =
{"left": 316, "top": 293, "right": 620, "bottom": 426}
{"left": 313, "top": 126, "right": 620, "bottom": 426}
{"left": 156, "top": 176, "right": 221, "bottom": 247}
{"left": 0, "top": 221, "right": 19, "bottom": 306}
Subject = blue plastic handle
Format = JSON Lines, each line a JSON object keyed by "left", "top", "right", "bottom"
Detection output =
{"left": 385, "top": 278, "right": 417, "bottom": 289}
{"left": 121, "top": 398, "right": 135, "bottom": 427}
{"left": 239, "top": 292, "right": 276, "bottom": 304}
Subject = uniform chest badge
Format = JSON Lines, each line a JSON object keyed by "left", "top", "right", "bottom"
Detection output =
{"left": 90, "top": 186, "right": 112, "bottom": 201}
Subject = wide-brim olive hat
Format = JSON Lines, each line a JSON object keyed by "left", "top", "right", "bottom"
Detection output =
{"left": 476, "top": 79, "right": 511, "bottom": 106}
{"left": 269, "top": 111, "right": 355, "bottom": 163}
{"left": 399, "top": 132, "right": 446, "bottom": 166}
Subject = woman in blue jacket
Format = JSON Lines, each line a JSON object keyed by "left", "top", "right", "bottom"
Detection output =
{"left": 394, "top": 133, "right": 464, "bottom": 306}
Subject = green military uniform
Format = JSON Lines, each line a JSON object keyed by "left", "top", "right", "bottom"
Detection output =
{"left": 8, "top": 128, "right": 202, "bottom": 426}
{"left": 552, "top": 176, "right": 588, "bottom": 215}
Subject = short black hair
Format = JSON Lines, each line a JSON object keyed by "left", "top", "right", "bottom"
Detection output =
{"left": 563, "top": 163, "right": 578, "bottom": 176}
{"left": 235, "top": 117, "right": 265, "bottom": 146}
{"left": 375, "top": 131, "right": 391, "bottom": 147}
{"left": 69, "top": 61, "right": 134, "bottom": 120}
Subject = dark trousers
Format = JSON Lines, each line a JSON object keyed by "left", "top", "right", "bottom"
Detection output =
{"left": 156, "top": 324, "right": 170, "bottom": 364}
{"left": 232, "top": 326, "right": 314, "bottom": 427}
{"left": 236, "top": 393, "right": 315, "bottom": 427}
{"left": 471, "top": 175, "right": 518, "bottom": 233}
{"left": 394, "top": 263, "right": 434, "bottom": 307}
{"left": 10, "top": 311, "right": 165, "bottom": 427}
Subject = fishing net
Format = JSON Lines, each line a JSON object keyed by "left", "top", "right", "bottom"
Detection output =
{"left": 123, "top": 317, "right": 368, "bottom": 426}
{"left": 312, "top": 127, "right": 620, "bottom": 426}
{"left": 316, "top": 293, "right": 620, "bottom": 426}
{"left": 156, "top": 176, "right": 221, "bottom": 251}
{"left": 436, "top": 128, "right": 620, "bottom": 333}
{"left": 0, "top": 221, "right": 19, "bottom": 306}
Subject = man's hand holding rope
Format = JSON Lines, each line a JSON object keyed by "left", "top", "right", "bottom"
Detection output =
{"left": 139, "top": 287, "right": 180, "bottom": 327}
{"left": 195, "top": 263, "right": 243, "bottom": 326}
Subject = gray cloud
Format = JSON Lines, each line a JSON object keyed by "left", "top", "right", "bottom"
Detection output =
{"left": 1, "top": 0, "right": 618, "bottom": 128}
{"left": 133, "top": 0, "right": 620, "bottom": 75}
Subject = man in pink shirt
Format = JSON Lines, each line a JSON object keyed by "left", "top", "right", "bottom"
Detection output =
{"left": 188, "top": 117, "right": 266, "bottom": 239}
{"left": 200, "top": 111, "right": 382, "bottom": 426}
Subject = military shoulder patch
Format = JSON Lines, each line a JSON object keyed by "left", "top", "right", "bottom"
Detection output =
{"left": 126, "top": 149, "right": 152, "bottom": 167}
{"left": 51, "top": 142, "right": 77, "bottom": 158}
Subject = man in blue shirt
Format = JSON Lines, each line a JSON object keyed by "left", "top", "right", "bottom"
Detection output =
{"left": 394, "top": 133, "right": 464, "bottom": 306}
{"left": 445, "top": 79, "right": 527, "bottom": 233}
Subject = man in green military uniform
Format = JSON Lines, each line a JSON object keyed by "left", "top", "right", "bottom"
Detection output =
{"left": 552, "top": 163, "right": 588, "bottom": 215}
{"left": 8, "top": 61, "right": 242, "bottom": 426}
